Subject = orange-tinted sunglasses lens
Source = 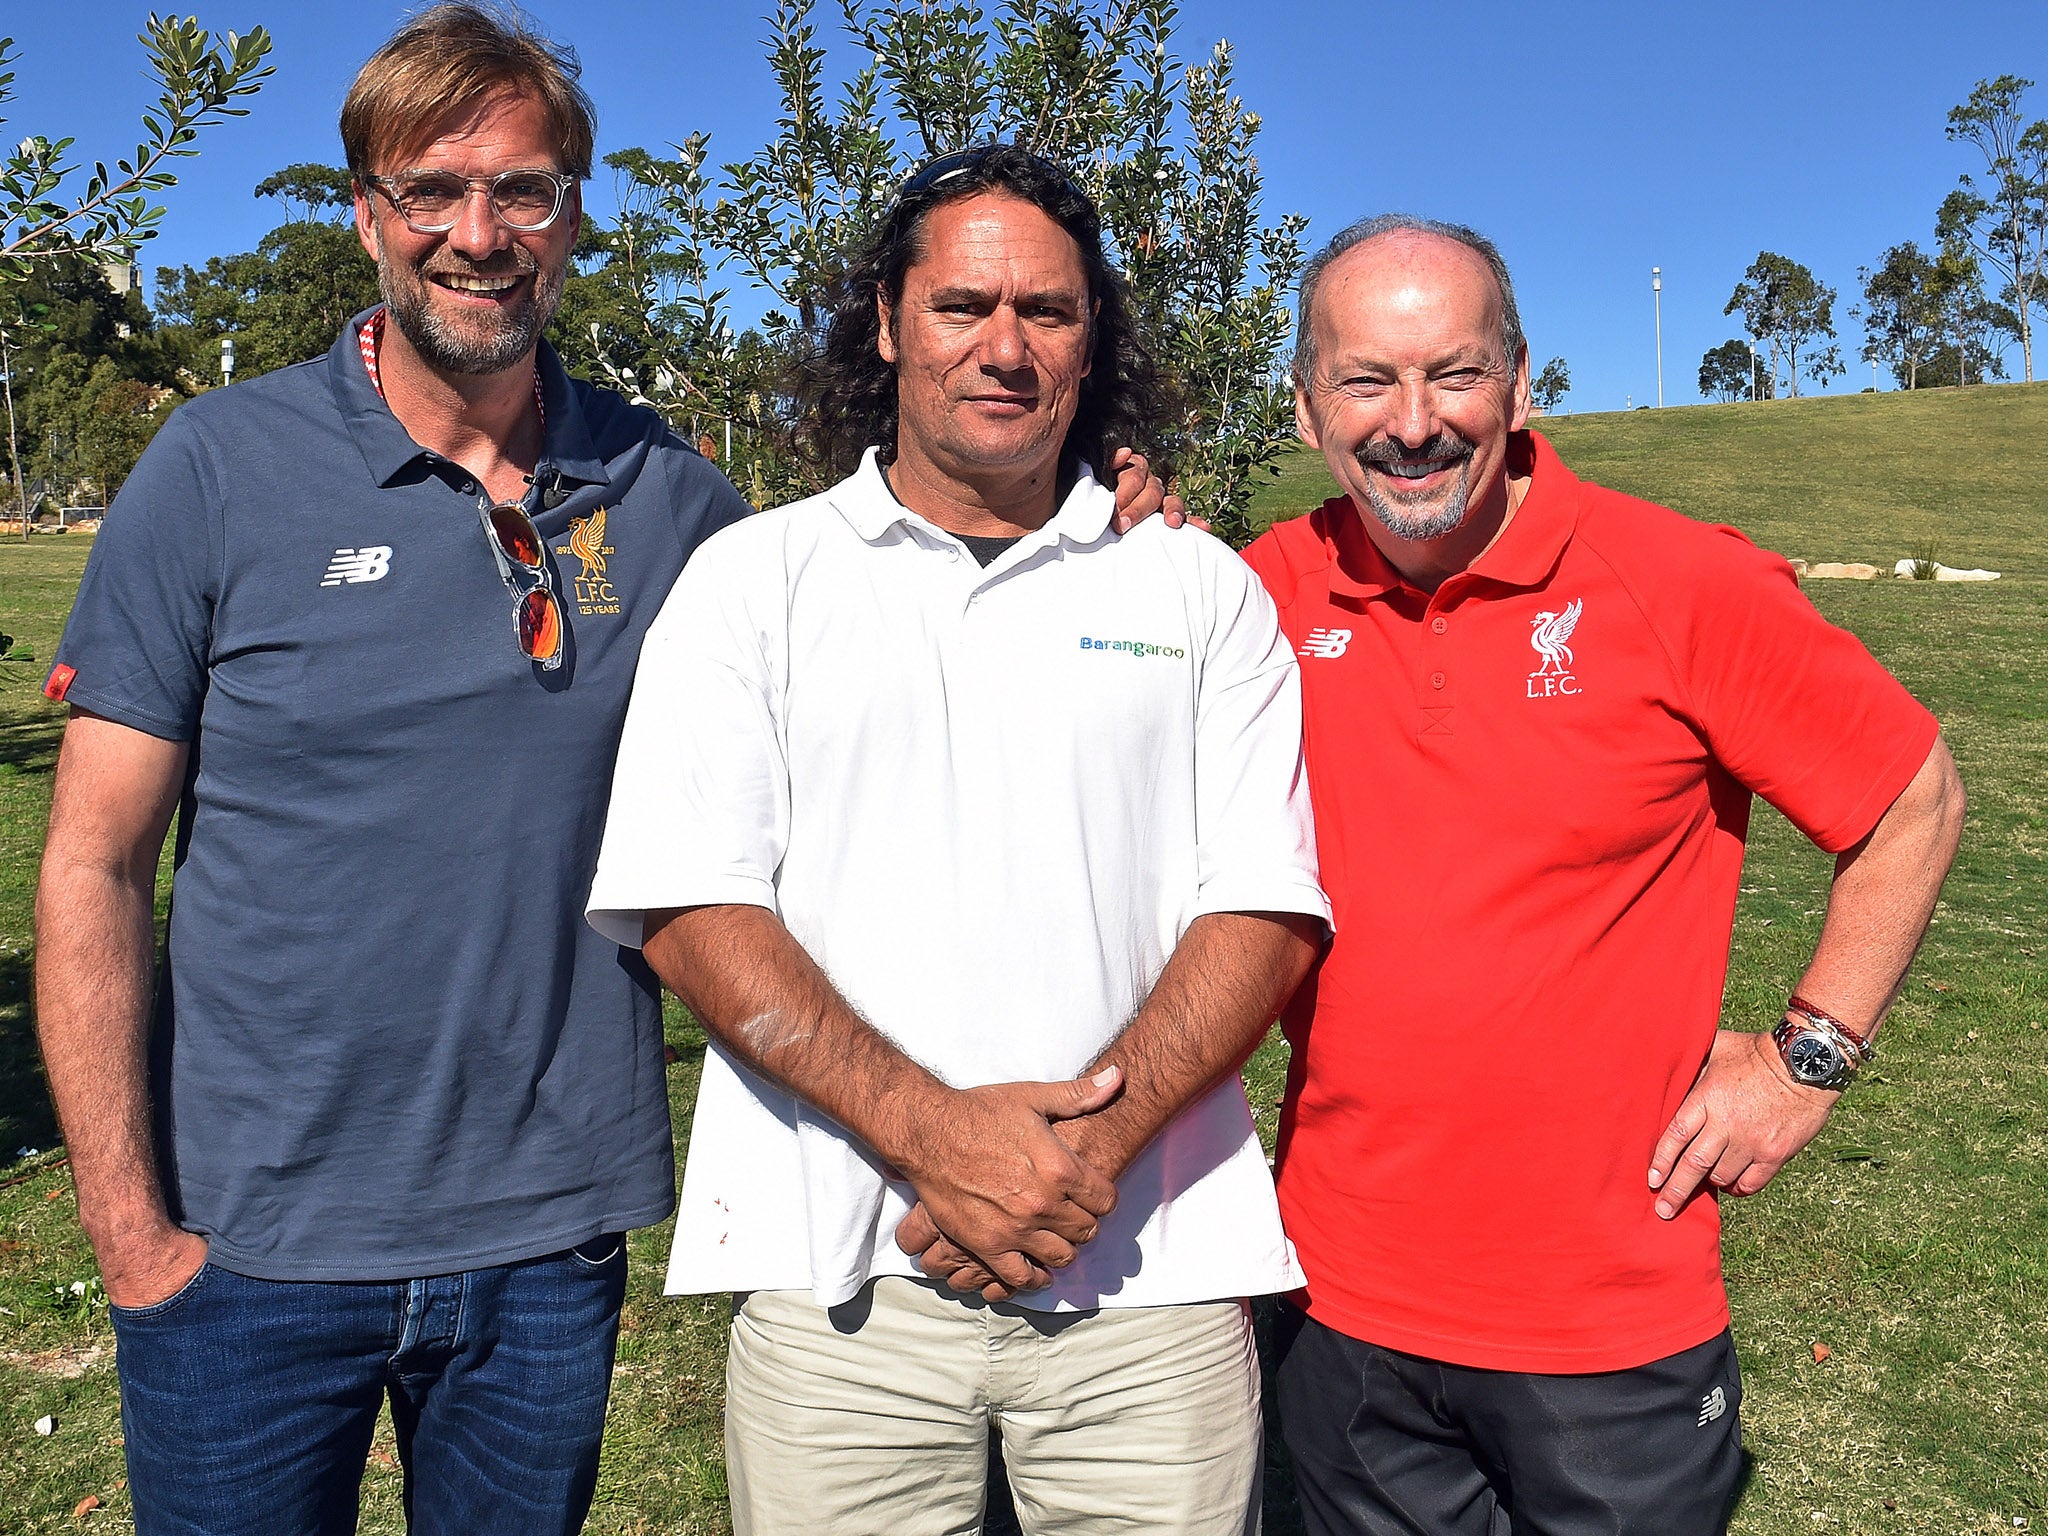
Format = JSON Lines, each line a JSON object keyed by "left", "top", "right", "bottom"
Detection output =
{"left": 488, "top": 504, "right": 545, "bottom": 568}
{"left": 517, "top": 587, "right": 563, "bottom": 661}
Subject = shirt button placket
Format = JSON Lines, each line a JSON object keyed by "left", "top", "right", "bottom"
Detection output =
{"left": 1420, "top": 606, "right": 1454, "bottom": 740}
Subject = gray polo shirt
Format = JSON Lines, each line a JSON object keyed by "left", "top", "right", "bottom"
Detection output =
{"left": 50, "top": 311, "right": 752, "bottom": 1280}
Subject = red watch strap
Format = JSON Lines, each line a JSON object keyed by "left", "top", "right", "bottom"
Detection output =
{"left": 1787, "top": 994, "right": 1873, "bottom": 1060}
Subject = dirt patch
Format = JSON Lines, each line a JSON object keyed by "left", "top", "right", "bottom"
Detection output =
{"left": 2, "top": 1340, "right": 109, "bottom": 1378}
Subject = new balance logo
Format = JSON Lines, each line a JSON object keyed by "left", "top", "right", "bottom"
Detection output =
{"left": 1299, "top": 627, "right": 1352, "bottom": 660}
{"left": 320, "top": 546, "right": 393, "bottom": 587}
{"left": 1697, "top": 1386, "right": 1727, "bottom": 1426}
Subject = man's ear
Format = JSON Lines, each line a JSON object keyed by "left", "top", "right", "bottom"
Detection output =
{"left": 353, "top": 180, "right": 381, "bottom": 263}
{"left": 1510, "top": 342, "right": 1532, "bottom": 431}
{"left": 1294, "top": 387, "right": 1322, "bottom": 449}
{"left": 876, "top": 287, "right": 898, "bottom": 365}
{"left": 1081, "top": 295, "right": 1099, "bottom": 380}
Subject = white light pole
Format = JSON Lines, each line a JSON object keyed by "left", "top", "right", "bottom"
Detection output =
{"left": 220, "top": 336, "right": 236, "bottom": 388}
{"left": 1651, "top": 267, "right": 1664, "bottom": 408}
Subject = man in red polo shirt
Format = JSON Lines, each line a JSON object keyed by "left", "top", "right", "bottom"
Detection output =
{"left": 1245, "top": 215, "right": 1965, "bottom": 1535}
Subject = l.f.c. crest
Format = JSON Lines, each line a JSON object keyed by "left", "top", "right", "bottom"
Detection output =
{"left": 1526, "top": 598, "right": 1583, "bottom": 697}
{"left": 556, "top": 508, "right": 620, "bottom": 616}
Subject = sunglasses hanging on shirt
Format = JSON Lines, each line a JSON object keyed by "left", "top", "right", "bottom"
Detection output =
{"left": 477, "top": 497, "right": 565, "bottom": 670}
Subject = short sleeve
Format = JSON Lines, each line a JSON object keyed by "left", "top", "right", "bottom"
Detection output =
{"left": 1191, "top": 546, "right": 1332, "bottom": 926}
{"left": 659, "top": 434, "right": 758, "bottom": 553}
{"left": 1238, "top": 519, "right": 1309, "bottom": 622}
{"left": 1658, "top": 526, "right": 1939, "bottom": 853}
{"left": 50, "top": 410, "right": 223, "bottom": 741}
{"left": 586, "top": 526, "right": 790, "bottom": 947}
{"left": 1239, "top": 527, "right": 1284, "bottom": 591}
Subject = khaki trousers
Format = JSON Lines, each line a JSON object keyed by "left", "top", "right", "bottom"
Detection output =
{"left": 724, "top": 1277, "right": 1262, "bottom": 1535}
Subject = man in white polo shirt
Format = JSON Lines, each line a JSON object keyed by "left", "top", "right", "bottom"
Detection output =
{"left": 587, "top": 144, "right": 1328, "bottom": 1534}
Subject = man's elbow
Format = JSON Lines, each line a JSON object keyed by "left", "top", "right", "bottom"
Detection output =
{"left": 1919, "top": 735, "right": 1967, "bottom": 867}
{"left": 1255, "top": 910, "right": 1326, "bottom": 1002}
{"left": 1871, "top": 735, "right": 1966, "bottom": 883}
{"left": 34, "top": 838, "right": 151, "bottom": 933}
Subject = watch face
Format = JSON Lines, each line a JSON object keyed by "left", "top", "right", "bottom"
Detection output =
{"left": 1786, "top": 1032, "right": 1845, "bottom": 1084}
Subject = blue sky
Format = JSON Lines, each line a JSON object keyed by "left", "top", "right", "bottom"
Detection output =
{"left": 7, "top": 1, "right": 2046, "bottom": 409}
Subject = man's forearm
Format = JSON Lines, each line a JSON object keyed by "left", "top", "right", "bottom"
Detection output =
{"left": 1790, "top": 736, "right": 1966, "bottom": 1038}
{"left": 643, "top": 902, "right": 943, "bottom": 1168}
{"left": 34, "top": 715, "right": 188, "bottom": 1260}
{"left": 1060, "top": 909, "right": 1323, "bottom": 1180}
{"left": 1648, "top": 736, "right": 1967, "bottom": 1218}
{"left": 643, "top": 903, "right": 1122, "bottom": 1291}
{"left": 35, "top": 851, "right": 171, "bottom": 1243}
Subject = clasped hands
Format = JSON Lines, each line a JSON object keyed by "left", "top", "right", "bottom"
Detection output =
{"left": 890, "top": 1065, "right": 1126, "bottom": 1302}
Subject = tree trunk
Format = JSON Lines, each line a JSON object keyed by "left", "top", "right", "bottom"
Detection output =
{"left": 0, "top": 329, "right": 25, "bottom": 544}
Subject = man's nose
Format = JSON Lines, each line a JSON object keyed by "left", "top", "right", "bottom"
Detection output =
{"left": 1387, "top": 377, "right": 1436, "bottom": 446}
{"left": 980, "top": 307, "right": 1028, "bottom": 371}
{"left": 445, "top": 183, "right": 514, "bottom": 261}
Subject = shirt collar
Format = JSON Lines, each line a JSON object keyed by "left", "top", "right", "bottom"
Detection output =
{"left": 832, "top": 445, "right": 1115, "bottom": 548}
{"left": 1318, "top": 429, "right": 1581, "bottom": 600}
{"left": 1462, "top": 429, "right": 1580, "bottom": 590}
{"left": 330, "top": 306, "right": 610, "bottom": 492}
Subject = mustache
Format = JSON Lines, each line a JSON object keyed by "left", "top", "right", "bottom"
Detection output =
{"left": 420, "top": 252, "right": 540, "bottom": 280}
{"left": 1355, "top": 433, "right": 1476, "bottom": 467}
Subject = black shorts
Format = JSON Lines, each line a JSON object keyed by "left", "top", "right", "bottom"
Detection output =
{"left": 1274, "top": 1307, "right": 1745, "bottom": 1536}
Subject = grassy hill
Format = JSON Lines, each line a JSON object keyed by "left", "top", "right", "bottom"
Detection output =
{"left": 1249, "top": 380, "right": 2048, "bottom": 579}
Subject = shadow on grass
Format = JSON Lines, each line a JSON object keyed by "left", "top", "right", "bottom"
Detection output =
{"left": 0, "top": 712, "right": 63, "bottom": 773}
{"left": 0, "top": 946, "right": 56, "bottom": 1160}
{"left": 1728, "top": 1447, "right": 1757, "bottom": 1525}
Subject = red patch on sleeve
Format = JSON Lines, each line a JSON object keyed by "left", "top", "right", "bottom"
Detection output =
{"left": 43, "top": 664, "right": 76, "bottom": 702}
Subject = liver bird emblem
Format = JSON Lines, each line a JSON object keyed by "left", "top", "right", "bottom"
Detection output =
{"left": 1528, "top": 598, "right": 1582, "bottom": 676}
{"left": 567, "top": 507, "right": 607, "bottom": 583}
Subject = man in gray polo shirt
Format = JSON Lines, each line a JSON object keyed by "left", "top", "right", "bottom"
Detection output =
{"left": 32, "top": 8, "right": 1174, "bottom": 1533}
{"left": 34, "top": 9, "right": 746, "bottom": 1532}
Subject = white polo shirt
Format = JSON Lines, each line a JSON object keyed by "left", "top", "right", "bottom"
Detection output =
{"left": 588, "top": 450, "right": 1329, "bottom": 1311}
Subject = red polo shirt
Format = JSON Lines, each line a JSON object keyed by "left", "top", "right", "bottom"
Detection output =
{"left": 1243, "top": 431, "right": 1938, "bottom": 1372}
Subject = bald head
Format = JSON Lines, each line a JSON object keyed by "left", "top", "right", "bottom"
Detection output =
{"left": 1293, "top": 214, "right": 1523, "bottom": 389}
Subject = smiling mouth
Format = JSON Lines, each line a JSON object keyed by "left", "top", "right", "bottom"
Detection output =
{"left": 1372, "top": 458, "right": 1459, "bottom": 481}
{"left": 429, "top": 271, "right": 527, "bottom": 298}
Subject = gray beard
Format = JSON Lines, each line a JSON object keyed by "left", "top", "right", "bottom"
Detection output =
{"left": 1358, "top": 456, "right": 1473, "bottom": 542}
{"left": 378, "top": 251, "right": 563, "bottom": 376}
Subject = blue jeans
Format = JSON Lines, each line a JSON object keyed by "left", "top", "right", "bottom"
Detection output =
{"left": 110, "top": 1236, "right": 628, "bottom": 1536}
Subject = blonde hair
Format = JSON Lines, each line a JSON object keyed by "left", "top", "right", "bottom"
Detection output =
{"left": 340, "top": 3, "right": 595, "bottom": 179}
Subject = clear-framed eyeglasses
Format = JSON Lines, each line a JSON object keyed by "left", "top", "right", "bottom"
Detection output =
{"left": 360, "top": 167, "right": 576, "bottom": 233}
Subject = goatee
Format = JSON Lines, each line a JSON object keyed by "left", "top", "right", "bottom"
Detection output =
{"left": 378, "top": 250, "right": 564, "bottom": 376}
{"left": 1355, "top": 432, "right": 1476, "bottom": 542}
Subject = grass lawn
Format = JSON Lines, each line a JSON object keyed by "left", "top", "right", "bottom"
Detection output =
{"left": 2, "top": 381, "right": 2045, "bottom": 1533}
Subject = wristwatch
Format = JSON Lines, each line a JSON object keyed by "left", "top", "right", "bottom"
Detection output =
{"left": 1771, "top": 994, "right": 1874, "bottom": 1091}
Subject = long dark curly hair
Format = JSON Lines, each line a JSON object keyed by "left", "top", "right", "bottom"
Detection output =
{"left": 794, "top": 143, "right": 1164, "bottom": 482}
